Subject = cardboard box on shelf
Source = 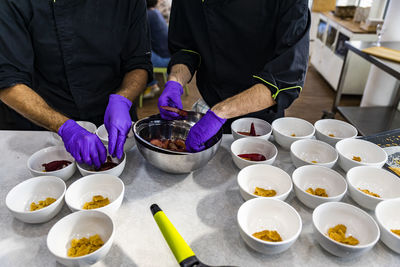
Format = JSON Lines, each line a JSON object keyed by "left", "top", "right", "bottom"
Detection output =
{"left": 312, "top": 0, "right": 336, "bottom": 12}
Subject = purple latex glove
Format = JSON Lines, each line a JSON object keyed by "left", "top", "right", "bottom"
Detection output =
{"left": 185, "top": 110, "right": 226, "bottom": 152}
{"left": 104, "top": 94, "right": 132, "bottom": 159}
{"left": 158, "top": 80, "right": 183, "bottom": 120}
{"left": 58, "top": 119, "right": 107, "bottom": 168}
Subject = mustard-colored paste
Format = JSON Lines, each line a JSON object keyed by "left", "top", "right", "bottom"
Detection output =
{"left": 83, "top": 195, "right": 110, "bottom": 210}
{"left": 30, "top": 197, "right": 56, "bottom": 211}
{"left": 67, "top": 234, "right": 104, "bottom": 257}
{"left": 391, "top": 229, "right": 400, "bottom": 236}
{"left": 254, "top": 187, "right": 276, "bottom": 197}
{"left": 306, "top": 187, "right": 328, "bottom": 197}
{"left": 352, "top": 156, "right": 361, "bottom": 162}
{"left": 358, "top": 188, "right": 380, "bottom": 198}
{"left": 328, "top": 224, "right": 359, "bottom": 246}
{"left": 252, "top": 230, "right": 282, "bottom": 242}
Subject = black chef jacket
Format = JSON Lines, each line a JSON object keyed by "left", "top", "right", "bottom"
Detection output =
{"left": 0, "top": 0, "right": 152, "bottom": 130}
{"left": 168, "top": 0, "right": 310, "bottom": 132}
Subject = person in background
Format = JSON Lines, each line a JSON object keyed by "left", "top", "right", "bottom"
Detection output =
{"left": 0, "top": 0, "right": 152, "bottom": 168}
{"left": 144, "top": 0, "right": 171, "bottom": 98}
{"left": 156, "top": 0, "right": 172, "bottom": 24}
{"left": 158, "top": 0, "right": 310, "bottom": 152}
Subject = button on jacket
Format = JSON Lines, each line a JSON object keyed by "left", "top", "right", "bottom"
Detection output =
{"left": 0, "top": 0, "right": 152, "bottom": 129}
{"left": 168, "top": 0, "right": 310, "bottom": 126}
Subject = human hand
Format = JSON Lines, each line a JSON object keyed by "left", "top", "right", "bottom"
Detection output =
{"left": 185, "top": 110, "right": 226, "bottom": 152}
{"left": 104, "top": 94, "right": 132, "bottom": 159}
{"left": 58, "top": 119, "right": 107, "bottom": 168}
{"left": 158, "top": 81, "right": 183, "bottom": 120}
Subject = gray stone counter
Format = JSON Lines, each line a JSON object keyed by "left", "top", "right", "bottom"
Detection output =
{"left": 0, "top": 131, "right": 399, "bottom": 266}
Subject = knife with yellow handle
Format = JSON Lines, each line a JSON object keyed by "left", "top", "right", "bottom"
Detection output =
{"left": 150, "top": 204, "right": 237, "bottom": 267}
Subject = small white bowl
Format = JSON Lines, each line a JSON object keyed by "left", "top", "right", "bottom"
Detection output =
{"left": 77, "top": 153, "right": 126, "bottom": 177}
{"left": 271, "top": 117, "right": 315, "bottom": 150}
{"left": 312, "top": 202, "right": 380, "bottom": 258}
{"left": 96, "top": 122, "right": 135, "bottom": 152}
{"left": 335, "top": 139, "right": 387, "bottom": 172}
{"left": 292, "top": 165, "right": 347, "bottom": 209}
{"left": 27, "top": 146, "right": 76, "bottom": 181}
{"left": 65, "top": 174, "right": 124, "bottom": 217}
{"left": 231, "top": 117, "right": 272, "bottom": 141}
{"left": 237, "top": 165, "right": 292, "bottom": 201}
{"left": 230, "top": 138, "right": 278, "bottom": 169}
{"left": 346, "top": 166, "right": 400, "bottom": 210}
{"left": 375, "top": 199, "right": 400, "bottom": 254}
{"left": 290, "top": 139, "right": 338, "bottom": 169}
{"left": 237, "top": 198, "right": 302, "bottom": 255}
{"left": 47, "top": 210, "right": 115, "bottom": 266}
{"left": 6, "top": 176, "right": 66, "bottom": 224}
{"left": 314, "top": 119, "right": 358, "bottom": 146}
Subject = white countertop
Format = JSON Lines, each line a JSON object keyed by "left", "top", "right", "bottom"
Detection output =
{"left": 0, "top": 131, "right": 399, "bottom": 267}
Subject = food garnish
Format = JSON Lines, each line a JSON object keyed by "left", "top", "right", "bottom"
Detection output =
{"left": 254, "top": 187, "right": 276, "bottom": 197}
{"left": 327, "top": 224, "right": 359, "bottom": 245}
{"left": 352, "top": 156, "right": 361, "bottom": 162}
{"left": 237, "top": 123, "right": 259, "bottom": 136}
{"left": 358, "top": 188, "right": 380, "bottom": 198}
{"left": 67, "top": 234, "right": 104, "bottom": 257}
{"left": 30, "top": 197, "right": 56, "bottom": 211}
{"left": 253, "top": 230, "right": 282, "bottom": 242}
{"left": 306, "top": 187, "right": 328, "bottom": 197}
{"left": 83, "top": 195, "right": 110, "bottom": 209}
{"left": 150, "top": 138, "right": 187, "bottom": 152}
{"left": 42, "top": 160, "right": 72, "bottom": 172}
{"left": 238, "top": 153, "right": 266, "bottom": 161}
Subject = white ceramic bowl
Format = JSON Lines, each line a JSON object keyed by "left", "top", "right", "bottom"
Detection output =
{"left": 65, "top": 174, "right": 124, "bottom": 217}
{"left": 271, "top": 117, "right": 315, "bottom": 150}
{"left": 237, "top": 165, "right": 292, "bottom": 201}
{"left": 335, "top": 139, "right": 387, "bottom": 172}
{"left": 375, "top": 199, "right": 400, "bottom": 254}
{"left": 27, "top": 146, "right": 76, "bottom": 181}
{"left": 52, "top": 121, "right": 98, "bottom": 144}
{"left": 231, "top": 117, "right": 272, "bottom": 141}
{"left": 237, "top": 198, "right": 302, "bottom": 255}
{"left": 6, "top": 176, "right": 66, "bottom": 224}
{"left": 346, "top": 166, "right": 400, "bottom": 210}
{"left": 96, "top": 122, "right": 135, "bottom": 152}
{"left": 77, "top": 153, "right": 126, "bottom": 177}
{"left": 312, "top": 202, "right": 380, "bottom": 258}
{"left": 230, "top": 138, "right": 278, "bottom": 169}
{"left": 314, "top": 119, "right": 358, "bottom": 146}
{"left": 292, "top": 165, "right": 347, "bottom": 209}
{"left": 290, "top": 139, "right": 338, "bottom": 169}
{"left": 47, "top": 210, "right": 115, "bottom": 266}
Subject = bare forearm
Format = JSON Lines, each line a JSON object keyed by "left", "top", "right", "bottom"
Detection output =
{"left": 211, "top": 83, "right": 276, "bottom": 119}
{"left": 116, "top": 69, "right": 148, "bottom": 102}
{"left": 168, "top": 64, "right": 192, "bottom": 87}
{"left": 0, "top": 84, "right": 69, "bottom": 131}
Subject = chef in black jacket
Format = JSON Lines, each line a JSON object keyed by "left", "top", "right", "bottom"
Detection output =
{"left": 158, "top": 0, "right": 310, "bottom": 152}
{"left": 0, "top": 0, "right": 152, "bottom": 167}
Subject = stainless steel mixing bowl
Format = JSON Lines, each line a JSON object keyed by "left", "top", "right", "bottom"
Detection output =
{"left": 133, "top": 112, "right": 223, "bottom": 173}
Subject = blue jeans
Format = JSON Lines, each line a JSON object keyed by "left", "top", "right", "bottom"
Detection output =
{"left": 148, "top": 51, "right": 170, "bottom": 86}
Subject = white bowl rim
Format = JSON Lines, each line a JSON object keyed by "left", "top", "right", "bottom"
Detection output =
{"left": 237, "top": 165, "right": 292, "bottom": 198}
{"left": 27, "top": 146, "right": 75, "bottom": 174}
{"left": 46, "top": 210, "right": 115, "bottom": 260}
{"left": 346, "top": 166, "right": 398, "bottom": 200}
{"left": 314, "top": 119, "right": 358, "bottom": 140}
{"left": 375, "top": 199, "right": 400, "bottom": 240}
{"left": 271, "top": 117, "right": 315, "bottom": 138}
{"left": 76, "top": 153, "right": 126, "bottom": 174}
{"left": 290, "top": 139, "right": 339, "bottom": 164}
{"left": 65, "top": 174, "right": 125, "bottom": 212}
{"left": 313, "top": 202, "right": 380, "bottom": 249}
{"left": 292, "top": 165, "right": 347, "bottom": 200}
{"left": 230, "top": 138, "right": 278, "bottom": 163}
{"left": 231, "top": 117, "right": 272, "bottom": 137}
{"left": 6, "top": 176, "right": 66, "bottom": 214}
{"left": 96, "top": 122, "right": 135, "bottom": 142}
{"left": 237, "top": 198, "right": 302, "bottom": 246}
{"left": 335, "top": 139, "right": 388, "bottom": 165}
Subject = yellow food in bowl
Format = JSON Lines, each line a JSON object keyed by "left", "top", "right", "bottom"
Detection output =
{"left": 291, "top": 133, "right": 296, "bottom": 137}
{"left": 306, "top": 187, "right": 328, "bottom": 197}
{"left": 328, "top": 134, "right": 335, "bottom": 137}
{"left": 391, "top": 229, "right": 400, "bottom": 237}
{"left": 254, "top": 187, "right": 276, "bottom": 197}
{"left": 30, "top": 197, "right": 56, "bottom": 211}
{"left": 358, "top": 188, "right": 380, "bottom": 198}
{"left": 83, "top": 195, "right": 110, "bottom": 210}
{"left": 252, "top": 230, "right": 282, "bottom": 242}
{"left": 311, "top": 160, "right": 318, "bottom": 163}
{"left": 67, "top": 234, "right": 104, "bottom": 257}
{"left": 352, "top": 156, "right": 361, "bottom": 162}
{"left": 328, "top": 224, "right": 359, "bottom": 246}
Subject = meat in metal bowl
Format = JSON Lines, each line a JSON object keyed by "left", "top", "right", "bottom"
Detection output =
{"left": 133, "top": 112, "right": 223, "bottom": 174}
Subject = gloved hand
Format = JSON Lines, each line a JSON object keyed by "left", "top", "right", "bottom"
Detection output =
{"left": 104, "top": 94, "right": 132, "bottom": 159}
{"left": 58, "top": 119, "right": 107, "bottom": 168}
{"left": 185, "top": 110, "right": 226, "bottom": 152}
{"left": 158, "top": 81, "right": 183, "bottom": 120}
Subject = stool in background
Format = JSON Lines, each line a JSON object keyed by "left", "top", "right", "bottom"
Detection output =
{"left": 139, "top": 67, "right": 189, "bottom": 108}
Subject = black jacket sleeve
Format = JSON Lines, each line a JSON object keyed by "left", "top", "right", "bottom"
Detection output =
{"left": 121, "top": 0, "right": 153, "bottom": 82}
{"left": 167, "top": 0, "right": 201, "bottom": 80}
{"left": 253, "top": 0, "right": 310, "bottom": 110}
{"left": 0, "top": 0, "right": 34, "bottom": 90}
